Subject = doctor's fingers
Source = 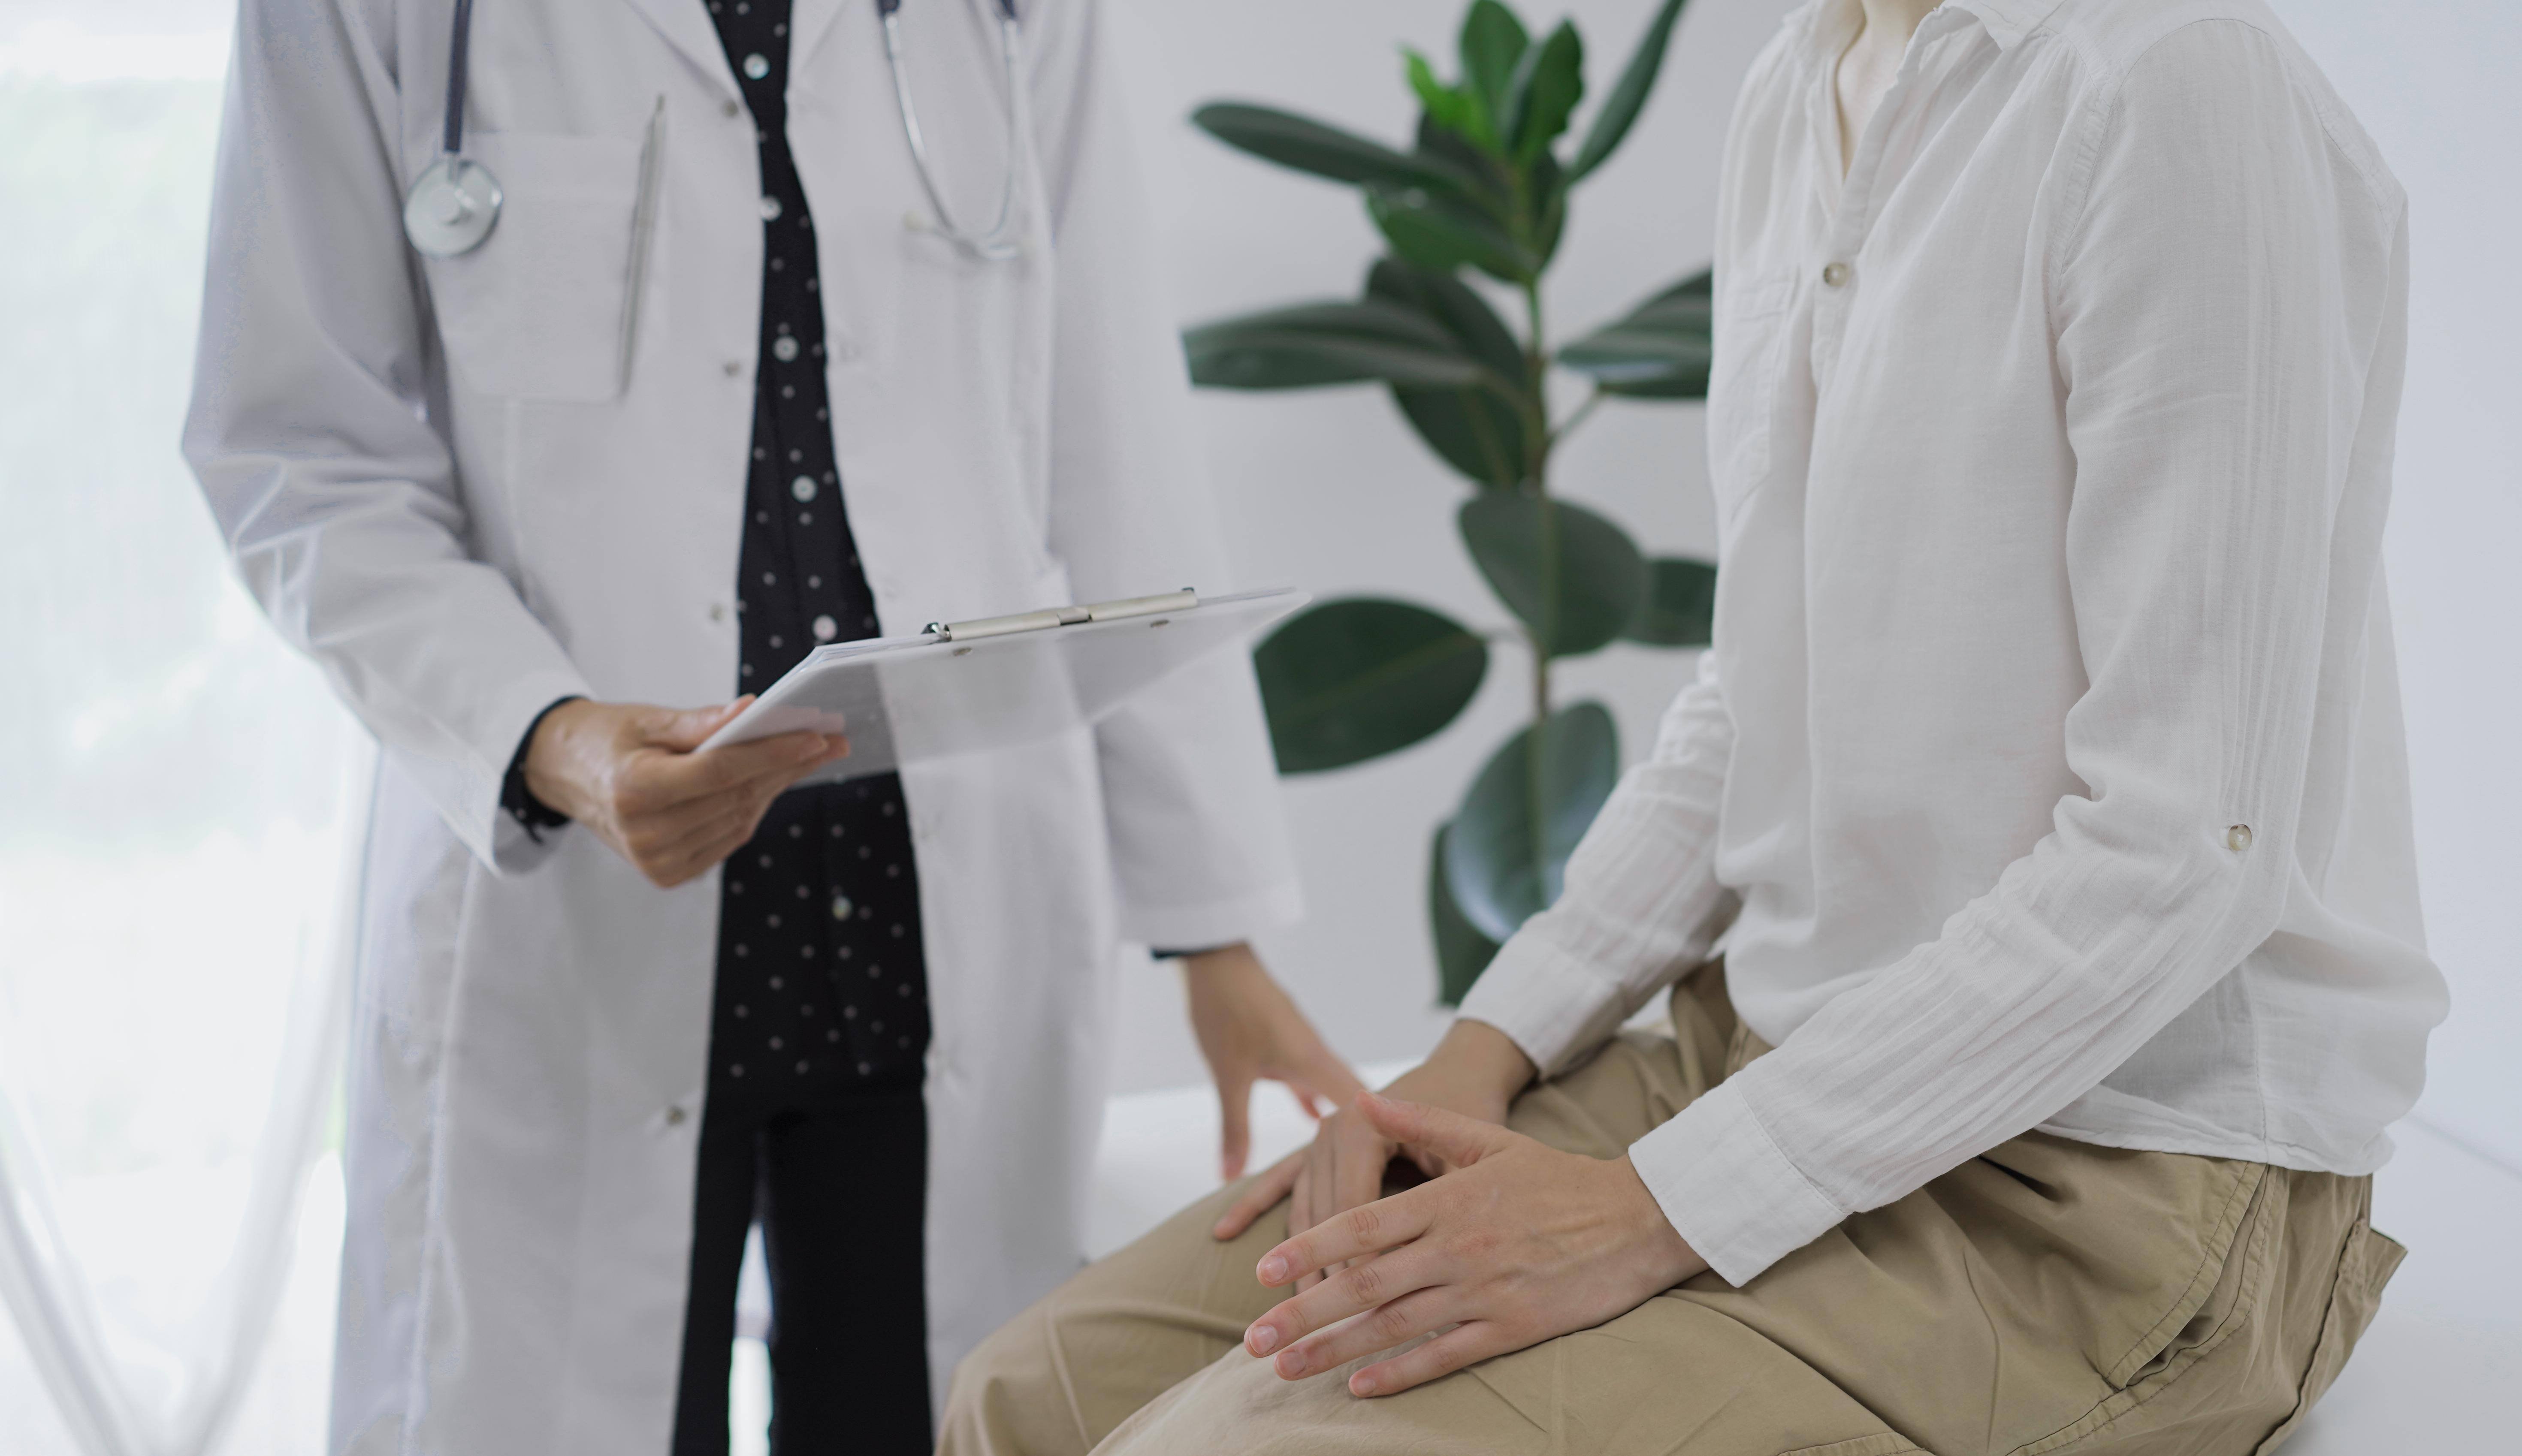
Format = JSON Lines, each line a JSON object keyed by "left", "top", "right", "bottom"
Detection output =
{"left": 632, "top": 729, "right": 845, "bottom": 811}
{"left": 1217, "top": 1070, "right": 1258, "bottom": 1183}
{"left": 616, "top": 772, "right": 773, "bottom": 853}
{"left": 636, "top": 698, "right": 755, "bottom": 752}
{"left": 623, "top": 789, "right": 787, "bottom": 888}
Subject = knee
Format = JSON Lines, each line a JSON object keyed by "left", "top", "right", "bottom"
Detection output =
{"left": 940, "top": 1304, "right": 1084, "bottom": 1456}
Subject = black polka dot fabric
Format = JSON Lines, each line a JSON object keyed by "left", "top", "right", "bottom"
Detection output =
{"left": 704, "top": 0, "right": 930, "bottom": 1110}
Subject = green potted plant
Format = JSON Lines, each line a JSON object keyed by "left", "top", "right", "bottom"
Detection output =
{"left": 1184, "top": 0, "right": 1719, "bottom": 1002}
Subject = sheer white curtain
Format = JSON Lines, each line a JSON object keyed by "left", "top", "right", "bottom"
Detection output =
{"left": 0, "top": 7, "right": 366, "bottom": 1454}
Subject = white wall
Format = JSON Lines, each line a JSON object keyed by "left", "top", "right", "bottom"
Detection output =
{"left": 1102, "top": 0, "right": 1797, "bottom": 1093}
{"left": 1107, "top": 0, "right": 2522, "bottom": 1175}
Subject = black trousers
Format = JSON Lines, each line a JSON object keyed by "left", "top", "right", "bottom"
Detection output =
{"left": 670, "top": 1089, "right": 931, "bottom": 1456}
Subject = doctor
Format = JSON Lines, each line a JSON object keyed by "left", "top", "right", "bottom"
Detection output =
{"left": 183, "top": 0, "right": 1358, "bottom": 1452}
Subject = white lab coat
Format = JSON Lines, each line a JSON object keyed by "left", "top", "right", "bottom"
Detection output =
{"left": 182, "top": 0, "right": 1301, "bottom": 1450}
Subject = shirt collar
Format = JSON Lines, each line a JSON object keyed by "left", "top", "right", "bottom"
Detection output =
{"left": 1788, "top": 0, "right": 2065, "bottom": 61}
{"left": 1939, "top": 0, "right": 2070, "bottom": 52}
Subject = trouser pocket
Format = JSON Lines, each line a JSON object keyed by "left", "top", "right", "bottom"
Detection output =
{"left": 2252, "top": 1219, "right": 2406, "bottom": 1454}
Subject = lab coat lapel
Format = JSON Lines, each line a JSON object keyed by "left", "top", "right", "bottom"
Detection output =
{"left": 616, "top": 0, "right": 741, "bottom": 96}
{"left": 790, "top": 0, "right": 852, "bottom": 75}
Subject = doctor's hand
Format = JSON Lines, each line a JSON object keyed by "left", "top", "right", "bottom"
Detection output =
{"left": 1238, "top": 1092, "right": 1706, "bottom": 1398}
{"left": 1212, "top": 1019, "right": 1536, "bottom": 1288}
{"left": 1181, "top": 945, "right": 1368, "bottom": 1183}
{"left": 521, "top": 698, "right": 848, "bottom": 889}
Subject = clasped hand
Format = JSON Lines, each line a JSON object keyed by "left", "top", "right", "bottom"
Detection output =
{"left": 1231, "top": 1091, "right": 1707, "bottom": 1399}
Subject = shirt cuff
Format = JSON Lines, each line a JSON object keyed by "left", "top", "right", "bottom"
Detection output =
{"left": 1453, "top": 930, "right": 1630, "bottom": 1078}
{"left": 1627, "top": 1079, "right": 1846, "bottom": 1287}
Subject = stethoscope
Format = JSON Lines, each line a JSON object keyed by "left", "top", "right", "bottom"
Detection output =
{"left": 404, "top": 0, "right": 1026, "bottom": 262}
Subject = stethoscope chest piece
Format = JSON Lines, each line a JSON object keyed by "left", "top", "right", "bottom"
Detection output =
{"left": 405, "top": 154, "right": 503, "bottom": 259}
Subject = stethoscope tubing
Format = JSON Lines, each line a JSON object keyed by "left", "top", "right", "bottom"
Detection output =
{"left": 441, "top": 0, "right": 476, "bottom": 160}
{"left": 880, "top": 0, "right": 1025, "bottom": 261}
{"left": 411, "top": 0, "right": 1023, "bottom": 264}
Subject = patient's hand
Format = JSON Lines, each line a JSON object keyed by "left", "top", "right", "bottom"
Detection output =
{"left": 1211, "top": 1019, "right": 1536, "bottom": 1288}
{"left": 1238, "top": 1092, "right": 1707, "bottom": 1397}
{"left": 1182, "top": 945, "right": 1367, "bottom": 1182}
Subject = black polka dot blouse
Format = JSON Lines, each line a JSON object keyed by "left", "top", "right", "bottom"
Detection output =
{"left": 701, "top": 0, "right": 931, "bottom": 1108}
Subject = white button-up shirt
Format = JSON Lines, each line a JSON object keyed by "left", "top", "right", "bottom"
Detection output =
{"left": 1459, "top": 0, "right": 2446, "bottom": 1285}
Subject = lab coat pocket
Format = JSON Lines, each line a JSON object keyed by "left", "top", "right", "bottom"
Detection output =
{"left": 425, "top": 130, "right": 648, "bottom": 402}
{"left": 1706, "top": 271, "right": 1796, "bottom": 523}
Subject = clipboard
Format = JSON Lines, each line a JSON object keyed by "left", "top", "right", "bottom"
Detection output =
{"left": 696, "top": 587, "right": 1307, "bottom": 785}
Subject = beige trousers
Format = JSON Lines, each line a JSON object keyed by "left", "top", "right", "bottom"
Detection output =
{"left": 943, "top": 968, "right": 2401, "bottom": 1456}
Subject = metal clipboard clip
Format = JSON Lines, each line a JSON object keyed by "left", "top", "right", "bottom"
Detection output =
{"left": 924, "top": 589, "right": 1197, "bottom": 643}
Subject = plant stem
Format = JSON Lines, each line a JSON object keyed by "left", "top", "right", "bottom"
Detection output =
{"left": 1522, "top": 277, "right": 1553, "bottom": 886}
{"left": 1552, "top": 388, "right": 1605, "bottom": 445}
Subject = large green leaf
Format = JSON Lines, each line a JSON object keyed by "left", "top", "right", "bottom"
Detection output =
{"left": 1366, "top": 185, "right": 1534, "bottom": 282}
{"left": 1367, "top": 259, "right": 1524, "bottom": 376}
{"left": 1368, "top": 259, "right": 1531, "bottom": 488}
{"left": 1415, "top": 111, "right": 1510, "bottom": 197}
{"left": 1501, "top": 21, "right": 1584, "bottom": 162}
{"left": 1625, "top": 556, "right": 1717, "bottom": 646}
{"left": 1459, "top": 493, "right": 1649, "bottom": 656}
{"left": 1568, "top": 0, "right": 1691, "bottom": 181}
{"left": 1458, "top": 0, "right": 1531, "bottom": 128}
{"left": 1185, "top": 299, "right": 1497, "bottom": 391}
{"left": 1253, "top": 598, "right": 1489, "bottom": 773}
{"left": 1443, "top": 703, "right": 1620, "bottom": 942}
{"left": 1525, "top": 150, "right": 1569, "bottom": 272}
{"left": 1405, "top": 49, "right": 1496, "bottom": 152}
{"left": 1429, "top": 821, "right": 1501, "bottom": 1004}
{"left": 1192, "top": 102, "right": 1482, "bottom": 197}
{"left": 1557, "top": 268, "right": 1713, "bottom": 398}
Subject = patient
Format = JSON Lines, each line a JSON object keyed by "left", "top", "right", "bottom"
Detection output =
{"left": 939, "top": 0, "right": 2440, "bottom": 1451}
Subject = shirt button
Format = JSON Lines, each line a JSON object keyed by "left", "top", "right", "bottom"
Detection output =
{"left": 722, "top": 359, "right": 743, "bottom": 377}
{"left": 1821, "top": 261, "right": 1851, "bottom": 288}
{"left": 759, "top": 194, "right": 784, "bottom": 222}
{"left": 708, "top": 603, "right": 728, "bottom": 623}
{"left": 812, "top": 615, "right": 838, "bottom": 641}
{"left": 831, "top": 894, "right": 854, "bottom": 920}
{"left": 791, "top": 475, "right": 818, "bottom": 502}
{"left": 721, "top": 99, "right": 741, "bottom": 119}
{"left": 742, "top": 52, "right": 770, "bottom": 81}
{"left": 772, "top": 336, "right": 800, "bottom": 363}
{"left": 664, "top": 1104, "right": 688, "bottom": 1127}
{"left": 2226, "top": 824, "right": 2254, "bottom": 852}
